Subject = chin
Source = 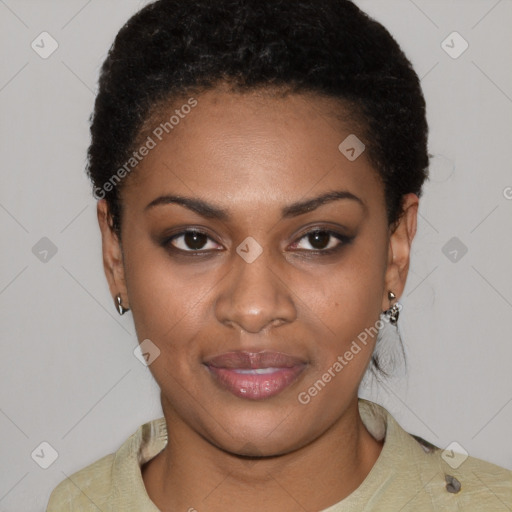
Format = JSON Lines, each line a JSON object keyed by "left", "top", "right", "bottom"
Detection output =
{"left": 202, "top": 402, "right": 313, "bottom": 458}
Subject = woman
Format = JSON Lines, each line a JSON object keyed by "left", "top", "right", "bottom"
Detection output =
{"left": 46, "top": 0, "right": 512, "bottom": 510}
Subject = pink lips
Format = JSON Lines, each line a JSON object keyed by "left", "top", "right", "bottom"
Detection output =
{"left": 204, "top": 351, "right": 307, "bottom": 400}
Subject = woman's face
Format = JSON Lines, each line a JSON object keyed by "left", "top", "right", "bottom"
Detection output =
{"left": 99, "top": 88, "right": 417, "bottom": 456}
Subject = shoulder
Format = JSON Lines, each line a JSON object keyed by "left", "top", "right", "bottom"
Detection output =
{"left": 436, "top": 447, "right": 512, "bottom": 504}
{"left": 402, "top": 431, "right": 512, "bottom": 508}
{"left": 358, "top": 400, "right": 512, "bottom": 509}
{"left": 45, "top": 417, "right": 167, "bottom": 512}
{"left": 46, "top": 452, "right": 115, "bottom": 511}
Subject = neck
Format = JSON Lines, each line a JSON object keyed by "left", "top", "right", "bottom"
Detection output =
{"left": 142, "top": 397, "right": 383, "bottom": 512}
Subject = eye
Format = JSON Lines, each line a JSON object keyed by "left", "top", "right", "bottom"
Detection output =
{"left": 290, "top": 229, "right": 352, "bottom": 253}
{"left": 166, "top": 230, "right": 223, "bottom": 252}
{"left": 163, "top": 228, "right": 352, "bottom": 255}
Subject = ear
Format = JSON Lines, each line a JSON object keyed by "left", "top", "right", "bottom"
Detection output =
{"left": 381, "top": 193, "right": 419, "bottom": 311}
{"left": 97, "top": 200, "right": 129, "bottom": 310}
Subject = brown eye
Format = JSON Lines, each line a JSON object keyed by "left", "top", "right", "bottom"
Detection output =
{"left": 291, "top": 229, "right": 353, "bottom": 253}
{"left": 183, "top": 231, "right": 208, "bottom": 250}
{"left": 168, "top": 230, "right": 221, "bottom": 252}
{"left": 308, "top": 231, "right": 331, "bottom": 250}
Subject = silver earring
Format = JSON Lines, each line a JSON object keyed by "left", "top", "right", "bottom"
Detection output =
{"left": 385, "top": 291, "right": 400, "bottom": 325}
{"left": 116, "top": 293, "right": 129, "bottom": 315}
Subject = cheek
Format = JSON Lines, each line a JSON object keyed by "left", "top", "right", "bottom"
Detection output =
{"left": 294, "top": 262, "right": 385, "bottom": 421}
{"left": 311, "top": 242, "right": 387, "bottom": 336}
{"left": 123, "top": 251, "right": 214, "bottom": 401}
{"left": 122, "top": 241, "right": 216, "bottom": 349}
{"left": 299, "top": 242, "right": 388, "bottom": 393}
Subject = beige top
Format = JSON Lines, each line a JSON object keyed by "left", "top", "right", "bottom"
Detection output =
{"left": 46, "top": 399, "right": 512, "bottom": 511}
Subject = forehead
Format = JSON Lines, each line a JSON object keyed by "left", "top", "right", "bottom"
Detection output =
{"left": 121, "top": 88, "right": 385, "bottom": 218}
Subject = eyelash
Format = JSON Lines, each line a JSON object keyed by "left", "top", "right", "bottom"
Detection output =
{"left": 162, "top": 228, "right": 354, "bottom": 256}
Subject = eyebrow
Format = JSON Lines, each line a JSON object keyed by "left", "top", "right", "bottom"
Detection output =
{"left": 144, "top": 190, "right": 366, "bottom": 220}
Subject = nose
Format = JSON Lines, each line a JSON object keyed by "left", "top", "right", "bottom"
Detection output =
{"left": 214, "top": 247, "right": 297, "bottom": 334}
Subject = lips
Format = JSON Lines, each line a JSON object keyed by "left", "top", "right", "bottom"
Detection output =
{"left": 204, "top": 351, "right": 307, "bottom": 400}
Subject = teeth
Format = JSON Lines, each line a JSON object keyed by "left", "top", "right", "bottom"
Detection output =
{"left": 233, "top": 368, "right": 280, "bottom": 375}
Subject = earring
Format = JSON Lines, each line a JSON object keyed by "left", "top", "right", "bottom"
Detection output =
{"left": 385, "top": 291, "right": 400, "bottom": 325}
{"left": 116, "top": 293, "right": 129, "bottom": 315}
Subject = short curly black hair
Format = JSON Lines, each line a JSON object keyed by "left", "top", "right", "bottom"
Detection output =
{"left": 88, "top": 0, "right": 429, "bottom": 377}
{"left": 88, "top": 0, "right": 429, "bottom": 234}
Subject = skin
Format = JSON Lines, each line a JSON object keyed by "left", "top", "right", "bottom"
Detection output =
{"left": 98, "top": 86, "right": 418, "bottom": 512}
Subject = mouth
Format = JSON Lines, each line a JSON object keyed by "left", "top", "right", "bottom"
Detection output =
{"left": 203, "top": 351, "right": 307, "bottom": 400}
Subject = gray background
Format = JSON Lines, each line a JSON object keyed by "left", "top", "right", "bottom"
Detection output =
{"left": 1, "top": 0, "right": 511, "bottom": 510}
